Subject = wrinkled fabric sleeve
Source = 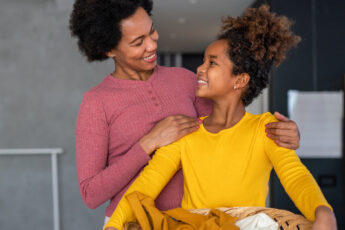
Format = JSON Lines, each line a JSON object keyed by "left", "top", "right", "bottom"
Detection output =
{"left": 104, "top": 140, "right": 182, "bottom": 229}
{"left": 76, "top": 92, "right": 151, "bottom": 209}
{"left": 263, "top": 114, "right": 332, "bottom": 221}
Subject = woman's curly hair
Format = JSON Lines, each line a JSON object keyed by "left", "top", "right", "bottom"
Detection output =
{"left": 69, "top": 0, "right": 153, "bottom": 62}
{"left": 218, "top": 5, "right": 301, "bottom": 106}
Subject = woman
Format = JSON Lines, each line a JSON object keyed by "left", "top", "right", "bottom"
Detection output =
{"left": 104, "top": 5, "right": 336, "bottom": 230}
{"left": 69, "top": 0, "right": 300, "bottom": 226}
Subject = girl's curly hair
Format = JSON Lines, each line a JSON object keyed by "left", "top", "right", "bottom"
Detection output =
{"left": 218, "top": 5, "right": 301, "bottom": 106}
{"left": 69, "top": 0, "right": 153, "bottom": 62}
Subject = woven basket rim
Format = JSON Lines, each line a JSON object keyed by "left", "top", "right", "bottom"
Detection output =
{"left": 189, "top": 206, "right": 312, "bottom": 230}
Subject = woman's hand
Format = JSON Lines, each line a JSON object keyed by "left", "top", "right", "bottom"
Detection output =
{"left": 140, "top": 115, "right": 201, "bottom": 154}
{"left": 265, "top": 111, "right": 300, "bottom": 150}
{"left": 311, "top": 206, "right": 337, "bottom": 230}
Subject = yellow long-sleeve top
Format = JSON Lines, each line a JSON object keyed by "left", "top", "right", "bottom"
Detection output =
{"left": 105, "top": 112, "right": 331, "bottom": 229}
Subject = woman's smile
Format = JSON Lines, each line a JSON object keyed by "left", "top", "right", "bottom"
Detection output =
{"left": 142, "top": 53, "right": 157, "bottom": 63}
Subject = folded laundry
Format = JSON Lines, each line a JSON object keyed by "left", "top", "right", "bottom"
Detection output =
{"left": 235, "top": 213, "right": 278, "bottom": 230}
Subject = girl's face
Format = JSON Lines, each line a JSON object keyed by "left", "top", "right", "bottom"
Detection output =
{"left": 109, "top": 7, "right": 159, "bottom": 76}
{"left": 196, "top": 39, "right": 237, "bottom": 99}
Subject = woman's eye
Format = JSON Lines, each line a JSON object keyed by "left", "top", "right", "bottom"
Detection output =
{"left": 210, "top": 61, "right": 216, "bottom": 65}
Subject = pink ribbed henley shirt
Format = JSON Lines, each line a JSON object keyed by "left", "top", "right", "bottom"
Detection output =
{"left": 76, "top": 65, "right": 212, "bottom": 217}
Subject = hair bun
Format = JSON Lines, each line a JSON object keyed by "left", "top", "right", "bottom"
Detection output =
{"left": 220, "top": 4, "right": 301, "bottom": 66}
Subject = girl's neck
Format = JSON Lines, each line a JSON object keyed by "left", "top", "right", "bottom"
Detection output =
{"left": 203, "top": 98, "right": 246, "bottom": 133}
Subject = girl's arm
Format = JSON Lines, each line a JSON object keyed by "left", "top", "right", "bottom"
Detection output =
{"left": 104, "top": 140, "right": 183, "bottom": 230}
{"left": 263, "top": 114, "right": 334, "bottom": 223}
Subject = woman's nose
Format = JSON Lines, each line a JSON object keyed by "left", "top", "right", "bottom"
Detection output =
{"left": 146, "top": 31, "right": 159, "bottom": 52}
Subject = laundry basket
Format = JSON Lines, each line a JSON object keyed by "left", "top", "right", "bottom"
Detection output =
{"left": 124, "top": 207, "right": 312, "bottom": 230}
{"left": 189, "top": 207, "right": 312, "bottom": 230}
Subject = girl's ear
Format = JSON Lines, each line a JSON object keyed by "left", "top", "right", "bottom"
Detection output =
{"left": 236, "top": 73, "right": 250, "bottom": 89}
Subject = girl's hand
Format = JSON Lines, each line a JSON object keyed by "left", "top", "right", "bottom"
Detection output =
{"left": 265, "top": 111, "right": 300, "bottom": 150}
{"left": 311, "top": 206, "right": 337, "bottom": 230}
{"left": 140, "top": 115, "right": 201, "bottom": 154}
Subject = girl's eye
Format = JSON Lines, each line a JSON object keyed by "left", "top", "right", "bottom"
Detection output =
{"left": 134, "top": 41, "right": 143, "bottom": 47}
{"left": 150, "top": 28, "right": 156, "bottom": 34}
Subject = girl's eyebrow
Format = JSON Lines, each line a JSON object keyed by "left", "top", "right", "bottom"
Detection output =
{"left": 129, "top": 23, "right": 154, "bottom": 45}
{"left": 208, "top": 55, "right": 218, "bottom": 59}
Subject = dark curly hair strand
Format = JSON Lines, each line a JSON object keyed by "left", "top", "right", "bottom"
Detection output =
{"left": 69, "top": 0, "right": 153, "bottom": 62}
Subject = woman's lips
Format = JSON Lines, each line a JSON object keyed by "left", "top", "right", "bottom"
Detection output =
{"left": 143, "top": 53, "right": 157, "bottom": 63}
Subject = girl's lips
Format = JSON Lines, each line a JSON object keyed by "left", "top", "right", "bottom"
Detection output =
{"left": 143, "top": 53, "right": 157, "bottom": 63}
{"left": 197, "top": 79, "right": 208, "bottom": 86}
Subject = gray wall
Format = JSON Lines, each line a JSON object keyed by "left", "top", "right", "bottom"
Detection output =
{"left": 0, "top": 0, "right": 113, "bottom": 229}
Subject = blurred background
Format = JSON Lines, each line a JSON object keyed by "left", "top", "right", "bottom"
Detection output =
{"left": 0, "top": 0, "right": 344, "bottom": 229}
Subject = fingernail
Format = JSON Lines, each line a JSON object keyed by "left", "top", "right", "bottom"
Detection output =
{"left": 198, "top": 119, "right": 203, "bottom": 123}
{"left": 265, "top": 124, "right": 269, "bottom": 127}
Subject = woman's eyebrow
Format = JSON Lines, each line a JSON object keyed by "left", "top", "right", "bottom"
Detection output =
{"left": 129, "top": 23, "right": 154, "bottom": 45}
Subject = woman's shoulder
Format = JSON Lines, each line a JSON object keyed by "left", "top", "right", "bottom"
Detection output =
{"left": 78, "top": 78, "right": 110, "bottom": 109}
{"left": 82, "top": 74, "right": 118, "bottom": 100}
{"left": 87, "top": 75, "right": 113, "bottom": 92}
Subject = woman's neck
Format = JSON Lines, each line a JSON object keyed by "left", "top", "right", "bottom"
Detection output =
{"left": 112, "top": 62, "right": 153, "bottom": 81}
{"left": 203, "top": 97, "right": 246, "bottom": 133}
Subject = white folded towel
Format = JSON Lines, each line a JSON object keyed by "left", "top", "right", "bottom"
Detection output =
{"left": 235, "top": 213, "right": 278, "bottom": 230}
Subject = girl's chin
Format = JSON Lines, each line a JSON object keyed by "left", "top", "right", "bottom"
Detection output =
{"left": 196, "top": 91, "right": 208, "bottom": 98}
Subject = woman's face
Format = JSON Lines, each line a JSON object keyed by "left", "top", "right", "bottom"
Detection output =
{"left": 196, "top": 39, "right": 237, "bottom": 99}
{"left": 111, "top": 7, "right": 159, "bottom": 76}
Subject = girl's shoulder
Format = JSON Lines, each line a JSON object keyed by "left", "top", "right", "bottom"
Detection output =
{"left": 247, "top": 112, "right": 278, "bottom": 124}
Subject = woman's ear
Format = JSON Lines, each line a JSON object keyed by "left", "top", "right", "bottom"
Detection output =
{"left": 107, "top": 50, "right": 116, "bottom": 58}
{"left": 236, "top": 73, "right": 250, "bottom": 89}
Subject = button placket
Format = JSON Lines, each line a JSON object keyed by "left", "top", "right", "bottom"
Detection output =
{"left": 147, "top": 85, "right": 160, "bottom": 108}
